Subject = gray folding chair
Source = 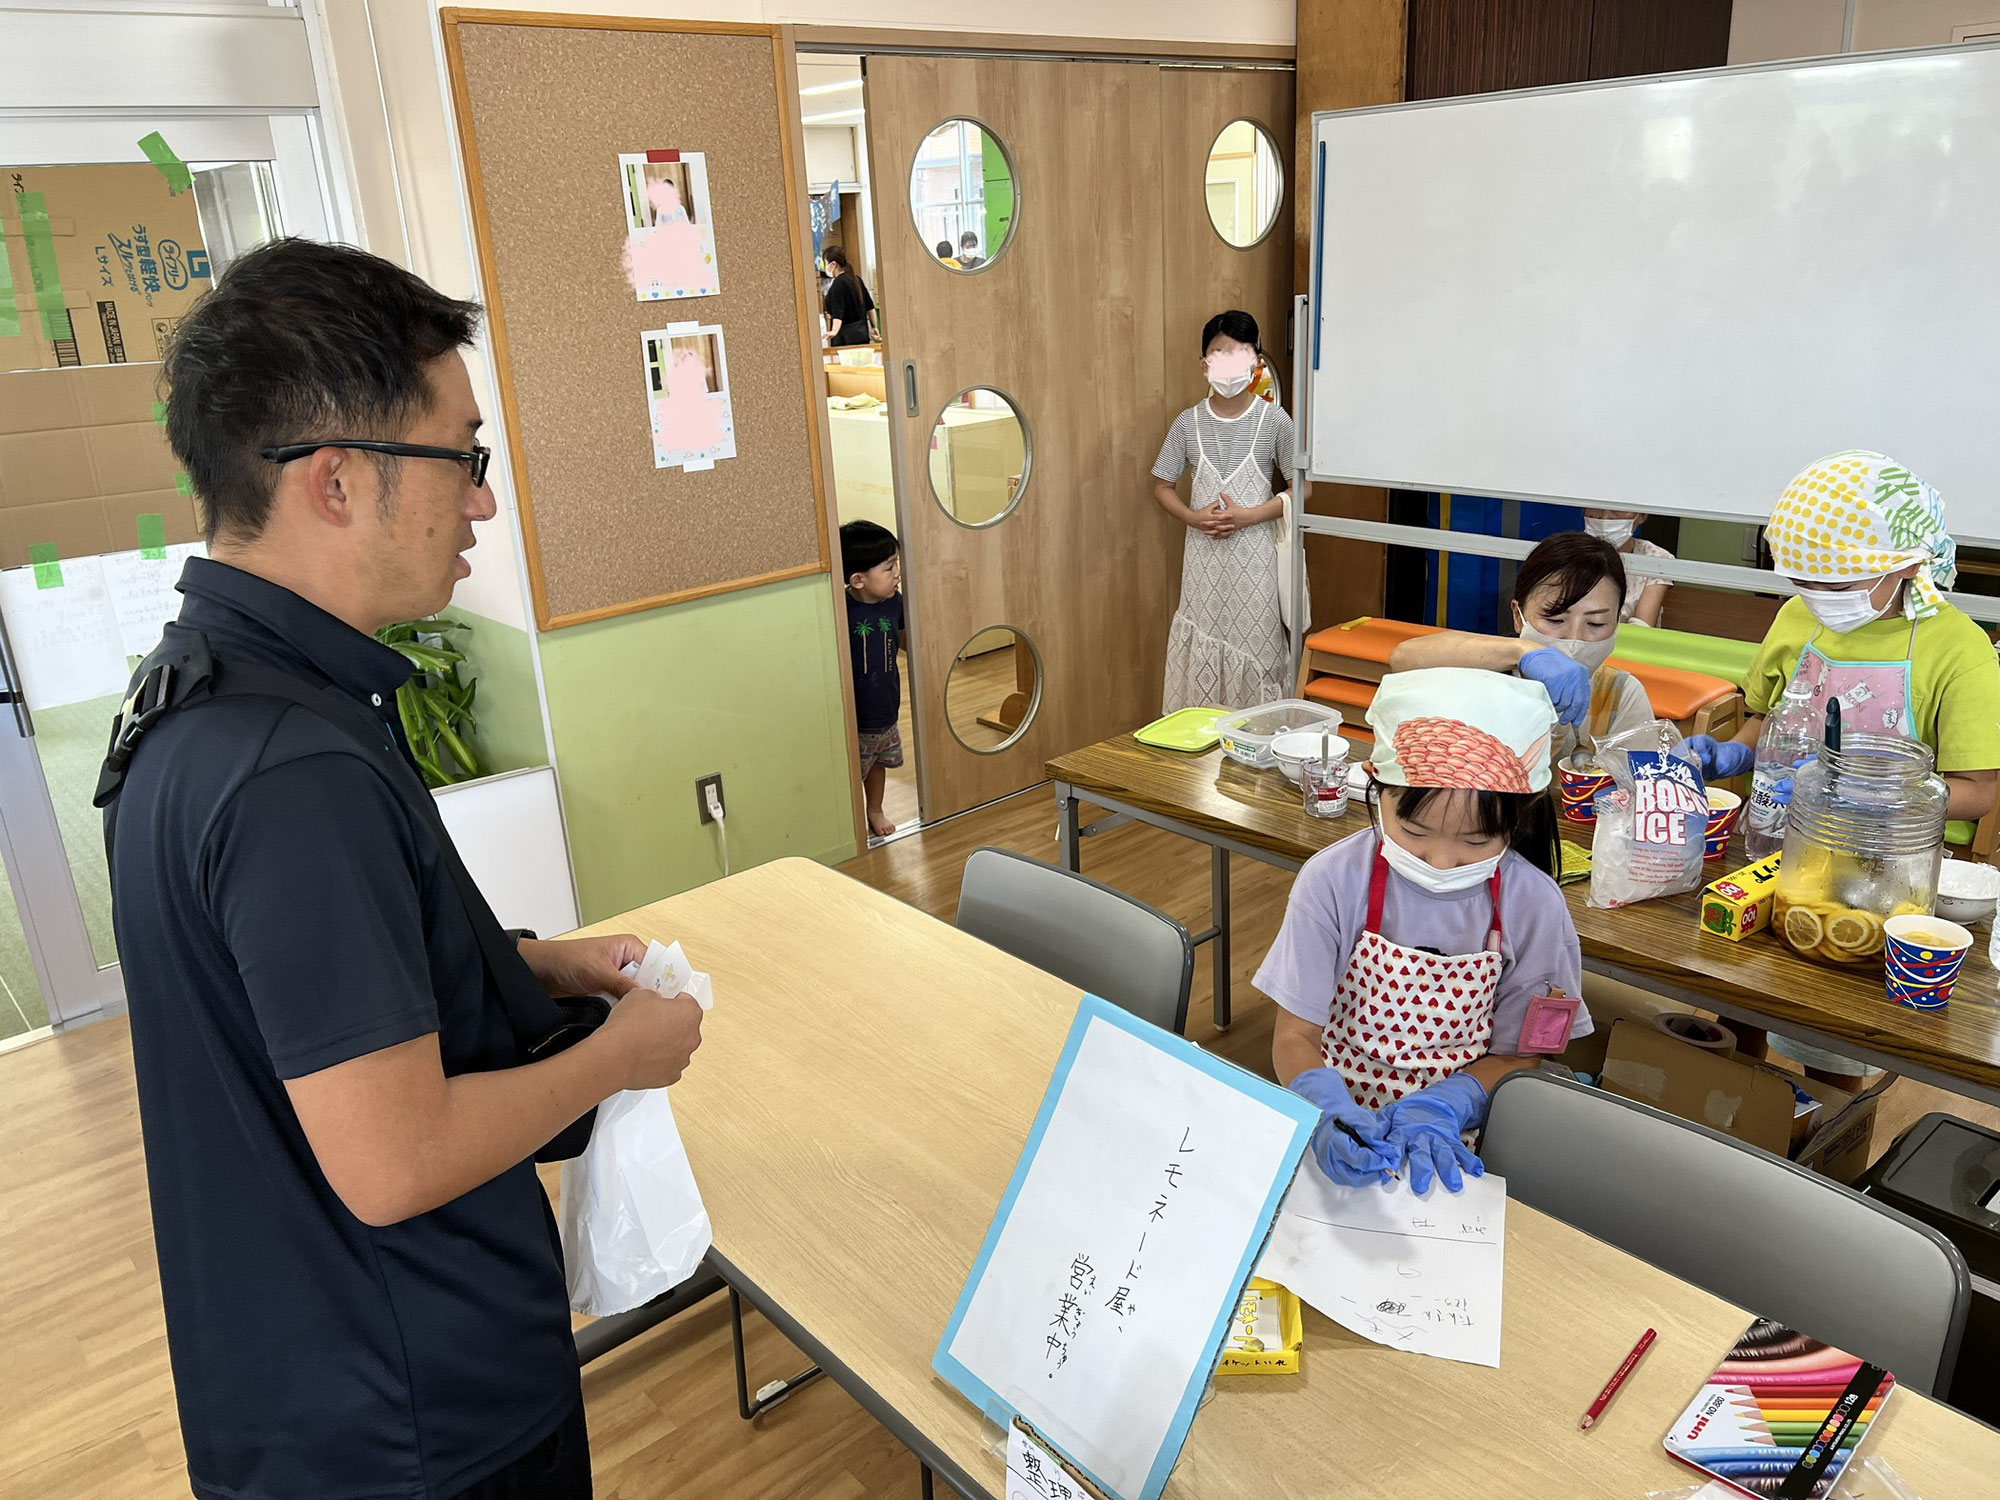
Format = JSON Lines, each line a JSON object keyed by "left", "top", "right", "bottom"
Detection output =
{"left": 1482, "top": 1070, "right": 1969, "bottom": 1394}
{"left": 956, "top": 847, "right": 1194, "bottom": 1034}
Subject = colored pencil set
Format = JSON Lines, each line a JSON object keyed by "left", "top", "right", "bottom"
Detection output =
{"left": 1663, "top": 1320, "right": 1895, "bottom": 1498}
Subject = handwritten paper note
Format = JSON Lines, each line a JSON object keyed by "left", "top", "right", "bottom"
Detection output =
{"left": 0, "top": 557, "right": 132, "bottom": 710}
{"left": 1008, "top": 1423, "right": 1085, "bottom": 1500}
{"left": 99, "top": 543, "right": 204, "bottom": 657}
{"left": 935, "top": 997, "right": 1316, "bottom": 1500}
{"left": 1258, "top": 1163, "right": 1508, "bottom": 1368}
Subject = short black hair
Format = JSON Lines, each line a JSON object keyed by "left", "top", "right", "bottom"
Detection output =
{"left": 960, "top": 230, "right": 978, "bottom": 246}
{"left": 1514, "top": 531, "right": 1627, "bottom": 619}
{"left": 935, "top": 240, "right": 954, "bottom": 258}
{"left": 161, "top": 238, "right": 481, "bottom": 543}
{"left": 1368, "top": 782, "right": 1559, "bottom": 881}
{"left": 840, "top": 519, "right": 899, "bottom": 578}
{"left": 1200, "top": 309, "right": 1261, "bottom": 356}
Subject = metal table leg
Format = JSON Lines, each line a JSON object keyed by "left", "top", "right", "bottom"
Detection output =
{"left": 1056, "top": 781, "right": 1081, "bottom": 873}
{"left": 1211, "top": 846, "right": 1231, "bottom": 1030}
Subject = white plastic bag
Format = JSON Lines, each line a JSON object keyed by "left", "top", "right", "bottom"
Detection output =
{"left": 1588, "top": 719, "right": 1709, "bottom": 909}
{"left": 559, "top": 1084, "right": 713, "bottom": 1316}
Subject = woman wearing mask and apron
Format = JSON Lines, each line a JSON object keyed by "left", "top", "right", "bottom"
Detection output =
{"left": 1258, "top": 670, "right": 1588, "bottom": 1194}
{"left": 1387, "top": 532, "right": 1654, "bottom": 769}
{"left": 1150, "top": 309, "right": 1303, "bottom": 712}
{"left": 1683, "top": 451, "right": 2000, "bottom": 1085}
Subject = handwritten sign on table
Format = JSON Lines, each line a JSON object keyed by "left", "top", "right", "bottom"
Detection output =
{"left": 935, "top": 996, "right": 1317, "bottom": 1500}
{"left": 1258, "top": 1163, "right": 1508, "bottom": 1368}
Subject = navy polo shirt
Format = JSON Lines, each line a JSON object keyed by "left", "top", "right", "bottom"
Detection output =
{"left": 108, "top": 558, "right": 579, "bottom": 1499}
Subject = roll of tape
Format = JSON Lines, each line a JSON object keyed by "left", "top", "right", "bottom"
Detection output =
{"left": 1654, "top": 1011, "right": 1736, "bottom": 1052}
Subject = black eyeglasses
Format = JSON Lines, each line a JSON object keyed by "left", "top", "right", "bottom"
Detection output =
{"left": 262, "top": 440, "right": 492, "bottom": 488}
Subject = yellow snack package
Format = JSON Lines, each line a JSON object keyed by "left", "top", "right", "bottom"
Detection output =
{"left": 1216, "top": 1278, "right": 1304, "bottom": 1375}
{"left": 1700, "top": 853, "right": 1784, "bottom": 941}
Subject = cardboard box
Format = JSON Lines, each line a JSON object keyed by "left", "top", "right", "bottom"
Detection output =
{"left": 1701, "top": 851, "right": 1785, "bottom": 941}
{"left": 1596, "top": 1018, "right": 1888, "bottom": 1184}
{"left": 0, "top": 362, "right": 197, "bottom": 569}
{"left": 1215, "top": 1278, "right": 1303, "bottom": 1375}
{"left": 2, "top": 162, "right": 212, "bottom": 371}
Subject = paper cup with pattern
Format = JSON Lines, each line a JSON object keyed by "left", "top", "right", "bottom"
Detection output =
{"left": 1704, "top": 788, "right": 1744, "bottom": 860}
{"left": 1883, "top": 915, "right": 1973, "bottom": 1009}
{"left": 1558, "top": 757, "right": 1616, "bottom": 824}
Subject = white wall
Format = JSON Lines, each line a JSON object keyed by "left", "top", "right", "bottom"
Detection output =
{"left": 1730, "top": 0, "right": 2000, "bottom": 61}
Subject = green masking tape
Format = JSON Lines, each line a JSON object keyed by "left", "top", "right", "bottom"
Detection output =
{"left": 138, "top": 132, "right": 194, "bottom": 196}
{"left": 0, "top": 214, "right": 18, "bottom": 340}
{"left": 174, "top": 473, "right": 194, "bottom": 498}
{"left": 137, "top": 513, "right": 167, "bottom": 560}
{"left": 152, "top": 400, "right": 168, "bottom": 427}
{"left": 16, "top": 192, "right": 74, "bottom": 346}
{"left": 29, "top": 543, "right": 63, "bottom": 589}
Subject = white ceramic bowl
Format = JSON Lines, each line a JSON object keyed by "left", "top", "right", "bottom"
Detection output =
{"left": 1269, "top": 729, "right": 1350, "bottom": 786}
{"left": 1936, "top": 858, "right": 2000, "bottom": 925}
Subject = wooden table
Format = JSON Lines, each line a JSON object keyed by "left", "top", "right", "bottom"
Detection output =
{"left": 1048, "top": 735, "right": 2000, "bottom": 1108}
{"left": 581, "top": 858, "right": 1997, "bottom": 1498}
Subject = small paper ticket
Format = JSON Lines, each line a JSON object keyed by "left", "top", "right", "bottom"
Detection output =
{"left": 619, "top": 939, "right": 714, "bottom": 1010}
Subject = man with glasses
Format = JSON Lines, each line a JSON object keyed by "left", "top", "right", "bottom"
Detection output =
{"left": 105, "top": 238, "right": 704, "bottom": 1499}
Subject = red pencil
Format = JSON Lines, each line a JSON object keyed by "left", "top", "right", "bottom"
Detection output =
{"left": 1581, "top": 1328, "right": 1658, "bottom": 1431}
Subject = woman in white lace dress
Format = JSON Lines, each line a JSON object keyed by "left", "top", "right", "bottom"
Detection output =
{"left": 1150, "top": 310, "right": 1303, "bottom": 712}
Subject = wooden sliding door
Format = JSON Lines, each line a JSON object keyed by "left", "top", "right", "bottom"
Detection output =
{"left": 864, "top": 53, "right": 1293, "bottom": 822}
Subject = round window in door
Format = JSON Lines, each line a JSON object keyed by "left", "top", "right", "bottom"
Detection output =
{"left": 945, "top": 626, "right": 1043, "bottom": 753}
{"left": 928, "top": 387, "right": 1030, "bottom": 528}
{"left": 1204, "top": 119, "right": 1284, "bottom": 248}
{"left": 909, "top": 118, "right": 1018, "bottom": 272}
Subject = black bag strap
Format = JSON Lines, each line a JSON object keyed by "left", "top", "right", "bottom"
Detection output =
{"left": 99, "top": 624, "right": 599, "bottom": 1158}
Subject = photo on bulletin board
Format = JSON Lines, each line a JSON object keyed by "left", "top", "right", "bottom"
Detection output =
{"left": 643, "top": 324, "right": 736, "bottom": 471}
{"left": 619, "top": 149, "right": 720, "bottom": 301}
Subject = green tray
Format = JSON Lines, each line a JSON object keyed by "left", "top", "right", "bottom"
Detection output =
{"left": 1134, "top": 706, "right": 1227, "bottom": 752}
{"left": 1612, "top": 623, "right": 1759, "bottom": 690}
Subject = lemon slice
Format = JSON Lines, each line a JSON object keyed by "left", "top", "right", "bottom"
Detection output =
{"left": 1891, "top": 901, "right": 1929, "bottom": 919}
{"left": 1826, "top": 909, "right": 1884, "bottom": 955}
{"left": 1782, "top": 903, "right": 1825, "bottom": 951}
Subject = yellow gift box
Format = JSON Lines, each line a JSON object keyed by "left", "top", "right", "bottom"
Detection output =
{"left": 1700, "top": 852, "right": 1784, "bottom": 941}
{"left": 1216, "top": 1277, "right": 1304, "bottom": 1375}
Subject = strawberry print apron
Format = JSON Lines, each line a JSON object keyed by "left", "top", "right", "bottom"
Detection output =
{"left": 1320, "top": 845, "right": 1505, "bottom": 1109}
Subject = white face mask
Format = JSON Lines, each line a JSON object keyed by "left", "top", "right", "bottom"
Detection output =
{"left": 1586, "top": 517, "right": 1635, "bottom": 547}
{"left": 1375, "top": 814, "right": 1507, "bottom": 895}
{"left": 1204, "top": 348, "right": 1257, "bottom": 398}
{"left": 1517, "top": 618, "right": 1616, "bottom": 676}
{"left": 1799, "top": 582, "right": 1888, "bottom": 634}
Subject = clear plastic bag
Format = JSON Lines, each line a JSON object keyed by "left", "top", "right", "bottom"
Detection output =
{"left": 1588, "top": 719, "right": 1710, "bottom": 909}
{"left": 558, "top": 1083, "right": 713, "bottom": 1317}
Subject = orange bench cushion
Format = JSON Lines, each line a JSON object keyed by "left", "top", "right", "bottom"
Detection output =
{"left": 1609, "top": 657, "right": 1735, "bottom": 719}
{"left": 1304, "top": 616, "right": 1442, "bottom": 663}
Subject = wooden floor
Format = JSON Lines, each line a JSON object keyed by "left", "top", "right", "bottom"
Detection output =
{"left": 3, "top": 783, "right": 1995, "bottom": 1498}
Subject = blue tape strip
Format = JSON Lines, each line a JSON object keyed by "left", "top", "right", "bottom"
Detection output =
{"left": 1311, "top": 139, "right": 1327, "bottom": 373}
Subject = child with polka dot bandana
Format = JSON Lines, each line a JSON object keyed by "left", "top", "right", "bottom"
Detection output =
{"left": 1683, "top": 451, "right": 2000, "bottom": 1086}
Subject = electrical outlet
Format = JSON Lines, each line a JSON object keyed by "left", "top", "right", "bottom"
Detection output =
{"left": 696, "top": 773, "right": 725, "bottom": 824}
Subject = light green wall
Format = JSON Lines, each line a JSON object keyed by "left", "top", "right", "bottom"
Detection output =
{"left": 537, "top": 574, "right": 857, "bottom": 924}
{"left": 454, "top": 610, "right": 548, "bottom": 775}
{"left": 1677, "top": 518, "right": 1756, "bottom": 567}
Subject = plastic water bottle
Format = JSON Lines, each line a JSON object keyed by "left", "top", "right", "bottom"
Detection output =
{"left": 1744, "top": 679, "right": 1819, "bottom": 860}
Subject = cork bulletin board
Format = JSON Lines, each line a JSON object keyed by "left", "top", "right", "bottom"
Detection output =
{"left": 440, "top": 11, "right": 830, "bottom": 628}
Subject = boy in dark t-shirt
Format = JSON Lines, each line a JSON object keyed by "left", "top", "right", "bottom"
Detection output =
{"left": 841, "top": 520, "right": 907, "bottom": 838}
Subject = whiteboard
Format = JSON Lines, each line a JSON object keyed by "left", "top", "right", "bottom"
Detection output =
{"left": 432, "top": 766, "right": 579, "bottom": 938}
{"left": 1308, "top": 43, "right": 2000, "bottom": 542}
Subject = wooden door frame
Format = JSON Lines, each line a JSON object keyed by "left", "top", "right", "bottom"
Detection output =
{"left": 796, "top": 30, "right": 1297, "bottom": 838}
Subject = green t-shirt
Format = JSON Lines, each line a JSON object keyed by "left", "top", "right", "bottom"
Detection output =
{"left": 1747, "top": 596, "right": 2000, "bottom": 842}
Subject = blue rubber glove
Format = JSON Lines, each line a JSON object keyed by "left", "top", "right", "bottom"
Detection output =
{"left": 1519, "top": 648, "right": 1591, "bottom": 727}
{"left": 1376, "top": 1073, "right": 1489, "bottom": 1195}
{"left": 1290, "top": 1067, "right": 1398, "bottom": 1188}
{"left": 1685, "top": 734, "right": 1754, "bottom": 781}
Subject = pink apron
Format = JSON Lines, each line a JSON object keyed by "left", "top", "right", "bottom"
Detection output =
{"left": 1320, "top": 845, "right": 1505, "bottom": 1109}
{"left": 1789, "top": 619, "right": 1918, "bottom": 737}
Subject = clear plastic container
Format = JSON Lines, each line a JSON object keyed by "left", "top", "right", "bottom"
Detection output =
{"left": 1773, "top": 734, "right": 1948, "bottom": 967}
{"left": 1213, "top": 699, "right": 1345, "bottom": 769}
